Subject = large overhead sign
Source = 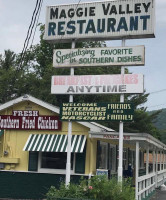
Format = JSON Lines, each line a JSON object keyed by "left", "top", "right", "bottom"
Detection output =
{"left": 60, "top": 103, "right": 134, "bottom": 121}
{"left": 51, "top": 74, "right": 144, "bottom": 94}
{"left": 53, "top": 46, "right": 145, "bottom": 68}
{"left": 44, "top": 0, "right": 155, "bottom": 42}
{"left": 0, "top": 111, "right": 61, "bottom": 130}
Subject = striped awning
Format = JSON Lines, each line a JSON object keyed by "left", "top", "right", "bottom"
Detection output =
{"left": 23, "top": 134, "right": 86, "bottom": 153}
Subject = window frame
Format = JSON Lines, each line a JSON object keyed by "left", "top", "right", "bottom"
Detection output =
{"left": 37, "top": 151, "right": 76, "bottom": 174}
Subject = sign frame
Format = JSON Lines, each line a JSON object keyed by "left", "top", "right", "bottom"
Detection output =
{"left": 60, "top": 102, "right": 134, "bottom": 122}
{"left": 44, "top": 0, "right": 155, "bottom": 42}
{"left": 51, "top": 74, "right": 144, "bottom": 94}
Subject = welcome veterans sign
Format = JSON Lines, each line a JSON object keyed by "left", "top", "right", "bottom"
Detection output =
{"left": 44, "top": 0, "right": 155, "bottom": 42}
{"left": 51, "top": 74, "right": 144, "bottom": 94}
{"left": 53, "top": 46, "right": 145, "bottom": 68}
{"left": 60, "top": 103, "right": 134, "bottom": 121}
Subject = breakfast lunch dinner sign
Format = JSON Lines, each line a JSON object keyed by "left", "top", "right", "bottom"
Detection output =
{"left": 51, "top": 74, "right": 144, "bottom": 94}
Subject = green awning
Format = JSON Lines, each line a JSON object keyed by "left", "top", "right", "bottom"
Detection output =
{"left": 23, "top": 134, "right": 86, "bottom": 153}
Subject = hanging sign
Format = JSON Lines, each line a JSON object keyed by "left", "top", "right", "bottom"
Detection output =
{"left": 53, "top": 46, "right": 145, "bottom": 68}
{"left": 60, "top": 103, "right": 134, "bottom": 121}
{"left": 0, "top": 111, "right": 61, "bottom": 130}
{"left": 44, "top": 0, "right": 155, "bottom": 42}
{"left": 51, "top": 74, "right": 144, "bottom": 94}
{"left": 103, "top": 135, "right": 130, "bottom": 140}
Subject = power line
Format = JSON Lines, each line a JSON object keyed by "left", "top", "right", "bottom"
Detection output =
{"left": 149, "top": 88, "right": 166, "bottom": 95}
{"left": 30, "top": 0, "right": 44, "bottom": 47}
{"left": 147, "top": 103, "right": 166, "bottom": 109}
{"left": 19, "top": 0, "right": 43, "bottom": 69}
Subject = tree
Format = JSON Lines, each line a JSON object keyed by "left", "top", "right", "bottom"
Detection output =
{"left": 0, "top": 50, "right": 21, "bottom": 102}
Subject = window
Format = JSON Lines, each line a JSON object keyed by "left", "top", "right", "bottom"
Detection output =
{"left": 139, "top": 151, "right": 144, "bottom": 169}
{"left": 97, "top": 141, "right": 108, "bottom": 169}
{"left": 97, "top": 141, "right": 116, "bottom": 172}
{"left": 41, "top": 152, "right": 73, "bottom": 170}
{"left": 128, "top": 149, "right": 135, "bottom": 169}
{"left": 38, "top": 152, "right": 74, "bottom": 174}
{"left": 108, "top": 145, "right": 116, "bottom": 172}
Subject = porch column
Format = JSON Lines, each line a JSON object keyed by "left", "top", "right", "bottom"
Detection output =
{"left": 152, "top": 149, "right": 156, "bottom": 191}
{"left": 160, "top": 150, "right": 162, "bottom": 171}
{"left": 165, "top": 152, "right": 166, "bottom": 169}
{"left": 146, "top": 146, "right": 149, "bottom": 175}
{"left": 135, "top": 141, "right": 139, "bottom": 200}
{"left": 153, "top": 149, "right": 155, "bottom": 173}
{"left": 162, "top": 151, "right": 164, "bottom": 170}
{"left": 155, "top": 149, "right": 158, "bottom": 188}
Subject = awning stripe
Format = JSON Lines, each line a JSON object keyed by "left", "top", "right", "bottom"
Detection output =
{"left": 71, "top": 135, "right": 77, "bottom": 152}
{"left": 23, "top": 134, "right": 86, "bottom": 153}
{"left": 46, "top": 135, "right": 54, "bottom": 152}
{"left": 51, "top": 135, "right": 58, "bottom": 152}
{"left": 76, "top": 135, "right": 82, "bottom": 153}
{"left": 80, "top": 136, "right": 86, "bottom": 153}
{"left": 43, "top": 134, "right": 50, "bottom": 151}
{"left": 53, "top": 135, "right": 60, "bottom": 152}
{"left": 37, "top": 134, "right": 44, "bottom": 151}
{"left": 73, "top": 135, "right": 79, "bottom": 152}
{"left": 61, "top": 136, "right": 67, "bottom": 152}
{"left": 28, "top": 134, "right": 36, "bottom": 151}
{"left": 23, "top": 134, "right": 33, "bottom": 151}
{"left": 77, "top": 135, "right": 83, "bottom": 153}
{"left": 39, "top": 134, "right": 47, "bottom": 151}
{"left": 56, "top": 135, "right": 63, "bottom": 152}
{"left": 32, "top": 134, "right": 40, "bottom": 151}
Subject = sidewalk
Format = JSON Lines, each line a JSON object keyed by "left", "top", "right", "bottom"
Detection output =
{"left": 150, "top": 189, "right": 166, "bottom": 200}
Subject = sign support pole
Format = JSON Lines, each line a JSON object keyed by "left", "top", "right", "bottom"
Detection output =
{"left": 66, "top": 39, "right": 75, "bottom": 186}
{"left": 118, "top": 38, "right": 125, "bottom": 182}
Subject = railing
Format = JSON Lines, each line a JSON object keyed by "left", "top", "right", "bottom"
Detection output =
{"left": 136, "top": 169, "right": 166, "bottom": 200}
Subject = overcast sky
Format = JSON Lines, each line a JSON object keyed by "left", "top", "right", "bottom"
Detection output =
{"left": 0, "top": 0, "right": 165, "bottom": 111}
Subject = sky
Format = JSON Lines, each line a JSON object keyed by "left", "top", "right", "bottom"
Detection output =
{"left": 0, "top": 0, "right": 165, "bottom": 111}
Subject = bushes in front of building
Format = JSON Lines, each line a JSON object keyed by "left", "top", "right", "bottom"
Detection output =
{"left": 46, "top": 176, "right": 135, "bottom": 200}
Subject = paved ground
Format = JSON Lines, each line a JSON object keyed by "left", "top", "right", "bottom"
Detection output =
{"left": 150, "top": 189, "right": 166, "bottom": 200}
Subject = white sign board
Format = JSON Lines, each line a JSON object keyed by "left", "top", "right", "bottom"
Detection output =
{"left": 44, "top": 0, "right": 155, "bottom": 42}
{"left": 51, "top": 74, "right": 144, "bottom": 94}
{"left": 53, "top": 46, "right": 145, "bottom": 68}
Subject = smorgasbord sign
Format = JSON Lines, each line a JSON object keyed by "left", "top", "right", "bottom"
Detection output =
{"left": 44, "top": 0, "right": 155, "bottom": 42}
{"left": 53, "top": 46, "right": 145, "bottom": 68}
{"left": 60, "top": 103, "right": 134, "bottom": 121}
{"left": 51, "top": 74, "right": 144, "bottom": 94}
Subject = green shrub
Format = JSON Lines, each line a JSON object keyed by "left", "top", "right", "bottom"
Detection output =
{"left": 46, "top": 176, "right": 135, "bottom": 200}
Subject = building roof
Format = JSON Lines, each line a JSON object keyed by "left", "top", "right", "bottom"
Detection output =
{"left": 0, "top": 94, "right": 115, "bottom": 133}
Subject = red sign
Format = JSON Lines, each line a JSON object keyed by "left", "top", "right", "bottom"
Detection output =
{"left": 103, "top": 135, "right": 130, "bottom": 140}
{"left": 0, "top": 111, "right": 61, "bottom": 130}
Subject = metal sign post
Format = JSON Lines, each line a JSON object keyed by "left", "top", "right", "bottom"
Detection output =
{"left": 118, "top": 38, "right": 125, "bottom": 182}
{"left": 65, "top": 40, "right": 75, "bottom": 185}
